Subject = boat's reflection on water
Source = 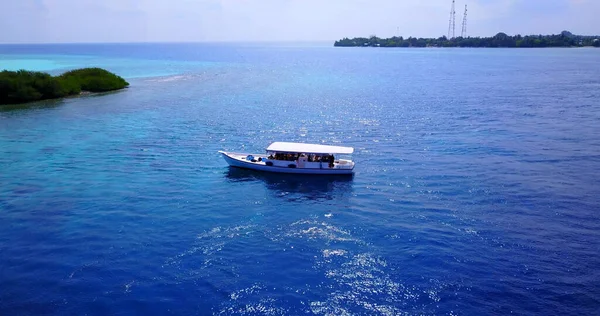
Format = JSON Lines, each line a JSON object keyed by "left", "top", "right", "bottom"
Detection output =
{"left": 224, "top": 167, "right": 354, "bottom": 200}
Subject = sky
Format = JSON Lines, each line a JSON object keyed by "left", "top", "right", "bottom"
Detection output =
{"left": 0, "top": 0, "right": 598, "bottom": 43}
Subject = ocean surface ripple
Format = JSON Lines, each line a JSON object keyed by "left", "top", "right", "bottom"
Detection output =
{"left": 1, "top": 44, "right": 599, "bottom": 315}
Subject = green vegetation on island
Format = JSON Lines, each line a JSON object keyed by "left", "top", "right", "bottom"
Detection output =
{"left": 0, "top": 68, "right": 129, "bottom": 105}
{"left": 334, "top": 31, "right": 600, "bottom": 48}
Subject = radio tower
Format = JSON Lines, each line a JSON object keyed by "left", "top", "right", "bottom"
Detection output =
{"left": 461, "top": 5, "right": 468, "bottom": 38}
{"left": 447, "top": 0, "right": 456, "bottom": 39}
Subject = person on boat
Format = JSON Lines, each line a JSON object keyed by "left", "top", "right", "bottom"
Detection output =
{"left": 328, "top": 155, "right": 335, "bottom": 168}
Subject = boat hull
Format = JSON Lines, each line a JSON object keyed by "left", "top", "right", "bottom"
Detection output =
{"left": 219, "top": 151, "right": 354, "bottom": 175}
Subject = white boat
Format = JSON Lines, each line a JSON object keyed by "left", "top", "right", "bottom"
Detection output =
{"left": 219, "top": 142, "right": 355, "bottom": 175}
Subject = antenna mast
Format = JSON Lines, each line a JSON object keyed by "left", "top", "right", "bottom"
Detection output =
{"left": 448, "top": 0, "right": 456, "bottom": 39}
{"left": 461, "top": 4, "right": 468, "bottom": 38}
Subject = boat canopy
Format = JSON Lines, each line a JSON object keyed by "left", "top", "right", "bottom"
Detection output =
{"left": 266, "top": 142, "right": 354, "bottom": 154}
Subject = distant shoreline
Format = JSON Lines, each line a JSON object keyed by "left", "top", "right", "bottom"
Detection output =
{"left": 334, "top": 31, "right": 600, "bottom": 48}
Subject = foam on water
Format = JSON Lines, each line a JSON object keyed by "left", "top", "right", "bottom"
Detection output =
{"left": 162, "top": 214, "right": 461, "bottom": 315}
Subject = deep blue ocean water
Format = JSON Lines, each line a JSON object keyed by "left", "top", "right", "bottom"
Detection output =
{"left": 1, "top": 43, "right": 600, "bottom": 315}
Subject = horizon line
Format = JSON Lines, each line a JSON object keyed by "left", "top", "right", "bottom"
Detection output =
{"left": 0, "top": 40, "right": 336, "bottom": 45}
{"left": 3, "top": 33, "right": 599, "bottom": 46}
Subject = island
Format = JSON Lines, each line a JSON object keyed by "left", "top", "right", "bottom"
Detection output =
{"left": 334, "top": 31, "right": 600, "bottom": 48}
{"left": 0, "top": 67, "right": 129, "bottom": 105}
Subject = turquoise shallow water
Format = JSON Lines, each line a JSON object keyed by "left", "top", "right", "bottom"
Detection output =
{"left": 1, "top": 44, "right": 600, "bottom": 315}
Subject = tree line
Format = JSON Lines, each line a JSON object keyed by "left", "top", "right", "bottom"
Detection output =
{"left": 334, "top": 31, "right": 600, "bottom": 48}
{"left": 0, "top": 68, "right": 129, "bottom": 105}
